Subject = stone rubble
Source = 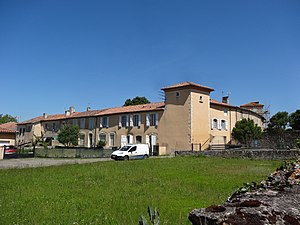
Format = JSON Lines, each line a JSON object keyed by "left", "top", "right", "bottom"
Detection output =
{"left": 189, "top": 160, "right": 300, "bottom": 225}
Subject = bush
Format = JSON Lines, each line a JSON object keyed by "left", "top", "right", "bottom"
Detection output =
{"left": 296, "top": 139, "right": 300, "bottom": 148}
{"left": 97, "top": 140, "right": 106, "bottom": 149}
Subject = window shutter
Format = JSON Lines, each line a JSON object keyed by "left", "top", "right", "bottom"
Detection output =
{"left": 107, "top": 117, "right": 109, "bottom": 128}
{"left": 146, "top": 114, "right": 150, "bottom": 126}
{"left": 129, "top": 115, "right": 133, "bottom": 127}
{"left": 146, "top": 135, "right": 150, "bottom": 145}
{"left": 126, "top": 115, "right": 129, "bottom": 127}
{"left": 100, "top": 117, "right": 103, "bottom": 128}
{"left": 225, "top": 120, "right": 228, "bottom": 130}
{"left": 211, "top": 119, "right": 214, "bottom": 130}
{"left": 119, "top": 116, "right": 122, "bottom": 127}
{"left": 129, "top": 135, "right": 133, "bottom": 144}
{"left": 138, "top": 114, "right": 141, "bottom": 127}
{"left": 155, "top": 113, "right": 159, "bottom": 126}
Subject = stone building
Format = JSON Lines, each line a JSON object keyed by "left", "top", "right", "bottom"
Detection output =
{"left": 17, "top": 82, "right": 265, "bottom": 154}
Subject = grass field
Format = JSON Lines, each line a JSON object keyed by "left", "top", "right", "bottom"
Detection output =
{"left": 0, "top": 156, "right": 280, "bottom": 224}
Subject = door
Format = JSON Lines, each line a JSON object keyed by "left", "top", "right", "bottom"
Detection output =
{"left": 121, "top": 135, "right": 127, "bottom": 147}
{"left": 88, "top": 133, "right": 93, "bottom": 148}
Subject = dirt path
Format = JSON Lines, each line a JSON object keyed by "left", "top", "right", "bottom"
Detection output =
{"left": 0, "top": 158, "right": 112, "bottom": 169}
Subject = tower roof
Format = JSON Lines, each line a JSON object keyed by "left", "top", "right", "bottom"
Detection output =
{"left": 161, "top": 81, "right": 214, "bottom": 92}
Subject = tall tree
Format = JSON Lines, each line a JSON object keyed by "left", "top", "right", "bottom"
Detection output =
{"left": 123, "top": 96, "right": 150, "bottom": 106}
{"left": 0, "top": 114, "right": 17, "bottom": 124}
{"left": 232, "top": 118, "right": 262, "bottom": 147}
{"left": 290, "top": 110, "right": 300, "bottom": 130}
{"left": 268, "top": 111, "right": 290, "bottom": 130}
{"left": 57, "top": 125, "right": 80, "bottom": 147}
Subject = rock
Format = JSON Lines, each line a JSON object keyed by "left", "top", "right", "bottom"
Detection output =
{"left": 189, "top": 160, "right": 300, "bottom": 225}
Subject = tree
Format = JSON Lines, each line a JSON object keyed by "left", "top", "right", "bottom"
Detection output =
{"left": 290, "top": 110, "right": 300, "bottom": 130}
{"left": 0, "top": 114, "right": 17, "bottom": 124}
{"left": 57, "top": 125, "right": 80, "bottom": 147}
{"left": 232, "top": 118, "right": 262, "bottom": 147}
{"left": 267, "top": 111, "right": 290, "bottom": 130}
{"left": 124, "top": 96, "right": 150, "bottom": 106}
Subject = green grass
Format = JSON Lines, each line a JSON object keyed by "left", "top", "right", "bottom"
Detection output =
{"left": 0, "top": 157, "right": 280, "bottom": 224}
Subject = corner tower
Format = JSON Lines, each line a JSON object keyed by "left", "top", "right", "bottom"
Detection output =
{"left": 158, "top": 82, "right": 214, "bottom": 152}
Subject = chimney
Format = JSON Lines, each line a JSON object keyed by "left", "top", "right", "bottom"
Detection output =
{"left": 222, "top": 96, "right": 229, "bottom": 104}
{"left": 43, "top": 113, "right": 48, "bottom": 119}
{"left": 86, "top": 107, "right": 91, "bottom": 112}
{"left": 69, "top": 106, "right": 75, "bottom": 114}
{"left": 65, "top": 110, "right": 70, "bottom": 116}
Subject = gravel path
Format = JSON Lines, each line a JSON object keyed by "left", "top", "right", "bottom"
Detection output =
{"left": 0, "top": 158, "right": 112, "bottom": 169}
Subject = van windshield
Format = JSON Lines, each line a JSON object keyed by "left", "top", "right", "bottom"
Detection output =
{"left": 119, "top": 146, "right": 131, "bottom": 151}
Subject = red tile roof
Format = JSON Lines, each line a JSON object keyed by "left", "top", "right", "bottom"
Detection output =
{"left": 161, "top": 81, "right": 214, "bottom": 92}
{"left": 0, "top": 122, "right": 17, "bottom": 133}
{"left": 96, "top": 102, "right": 165, "bottom": 116}
{"left": 210, "top": 99, "right": 234, "bottom": 107}
{"left": 17, "top": 102, "right": 165, "bottom": 125}
{"left": 240, "top": 102, "right": 264, "bottom": 108}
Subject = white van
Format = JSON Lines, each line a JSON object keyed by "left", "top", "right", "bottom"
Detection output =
{"left": 111, "top": 144, "right": 149, "bottom": 160}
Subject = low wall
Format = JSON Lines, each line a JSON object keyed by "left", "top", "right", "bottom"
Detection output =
{"left": 175, "top": 149, "right": 300, "bottom": 160}
{"left": 35, "top": 148, "right": 113, "bottom": 158}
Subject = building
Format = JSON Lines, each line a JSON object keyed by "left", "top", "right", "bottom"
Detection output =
{"left": 0, "top": 122, "right": 17, "bottom": 146}
{"left": 17, "top": 82, "right": 265, "bottom": 154}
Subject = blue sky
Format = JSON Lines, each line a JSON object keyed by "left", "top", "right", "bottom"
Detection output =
{"left": 1, "top": 0, "right": 299, "bottom": 121}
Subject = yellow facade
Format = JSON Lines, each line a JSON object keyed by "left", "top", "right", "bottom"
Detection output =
{"left": 16, "top": 81, "right": 265, "bottom": 154}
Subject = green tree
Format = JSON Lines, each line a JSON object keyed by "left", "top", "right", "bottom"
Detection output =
{"left": 268, "top": 111, "right": 290, "bottom": 130}
{"left": 57, "top": 125, "right": 80, "bottom": 147}
{"left": 290, "top": 110, "right": 300, "bottom": 130}
{"left": 0, "top": 114, "right": 17, "bottom": 124}
{"left": 124, "top": 96, "right": 150, "bottom": 106}
{"left": 232, "top": 119, "right": 262, "bottom": 147}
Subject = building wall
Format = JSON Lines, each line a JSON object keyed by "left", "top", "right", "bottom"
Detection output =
{"left": 96, "top": 111, "right": 161, "bottom": 149}
{"left": 190, "top": 90, "right": 211, "bottom": 150}
{"left": 210, "top": 105, "right": 231, "bottom": 145}
{"left": 0, "top": 133, "right": 16, "bottom": 146}
{"left": 158, "top": 89, "right": 191, "bottom": 152}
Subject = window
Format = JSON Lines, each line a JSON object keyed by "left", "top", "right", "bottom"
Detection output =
{"left": 119, "top": 115, "right": 128, "bottom": 127}
{"left": 199, "top": 96, "right": 203, "bottom": 103}
{"left": 175, "top": 92, "right": 180, "bottom": 98}
{"left": 100, "top": 117, "right": 109, "bottom": 128}
{"left": 45, "top": 124, "right": 48, "bottom": 131}
{"left": 146, "top": 113, "right": 158, "bottom": 126}
{"left": 133, "top": 114, "right": 140, "bottom": 127}
{"left": 52, "top": 123, "right": 56, "bottom": 131}
{"left": 109, "top": 133, "right": 115, "bottom": 146}
{"left": 99, "top": 133, "right": 107, "bottom": 143}
{"left": 136, "top": 135, "right": 142, "bottom": 144}
{"left": 72, "top": 119, "right": 77, "bottom": 126}
{"left": 224, "top": 109, "right": 228, "bottom": 116}
{"left": 79, "top": 134, "right": 85, "bottom": 146}
{"left": 212, "top": 119, "right": 218, "bottom": 129}
{"left": 80, "top": 118, "right": 85, "bottom": 129}
{"left": 221, "top": 120, "right": 226, "bottom": 130}
{"left": 89, "top": 118, "right": 95, "bottom": 129}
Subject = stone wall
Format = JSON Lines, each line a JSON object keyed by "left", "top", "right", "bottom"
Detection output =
{"left": 175, "top": 149, "right": 300, "bottom": 160}
{"left": 189, "top": 161, "right": 300, "bottom": 225}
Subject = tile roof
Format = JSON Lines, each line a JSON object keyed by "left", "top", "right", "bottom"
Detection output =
{"left": 96, "top": 102, "right": 165, "bottom": 116}
{"left": 240, "top": 102, "right": 264, "bottom": 108}
{"left": 210, "top": 99, "right": 235, "bottom": 108}
{"left": 161, "top": 81, "right": 214, "bottom": 92}
{"left": 17, "top": 102, "right": 165, "bottom": 125}
{"left": 0, "top": 122, "right": 17, "bottom": 133}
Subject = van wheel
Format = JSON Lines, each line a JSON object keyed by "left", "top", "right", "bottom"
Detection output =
{"left": 143, "top": 155, "right": 149, "bottom": 159}
{"left": 124, "top": 156, "right": 129, "bottom": 161}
